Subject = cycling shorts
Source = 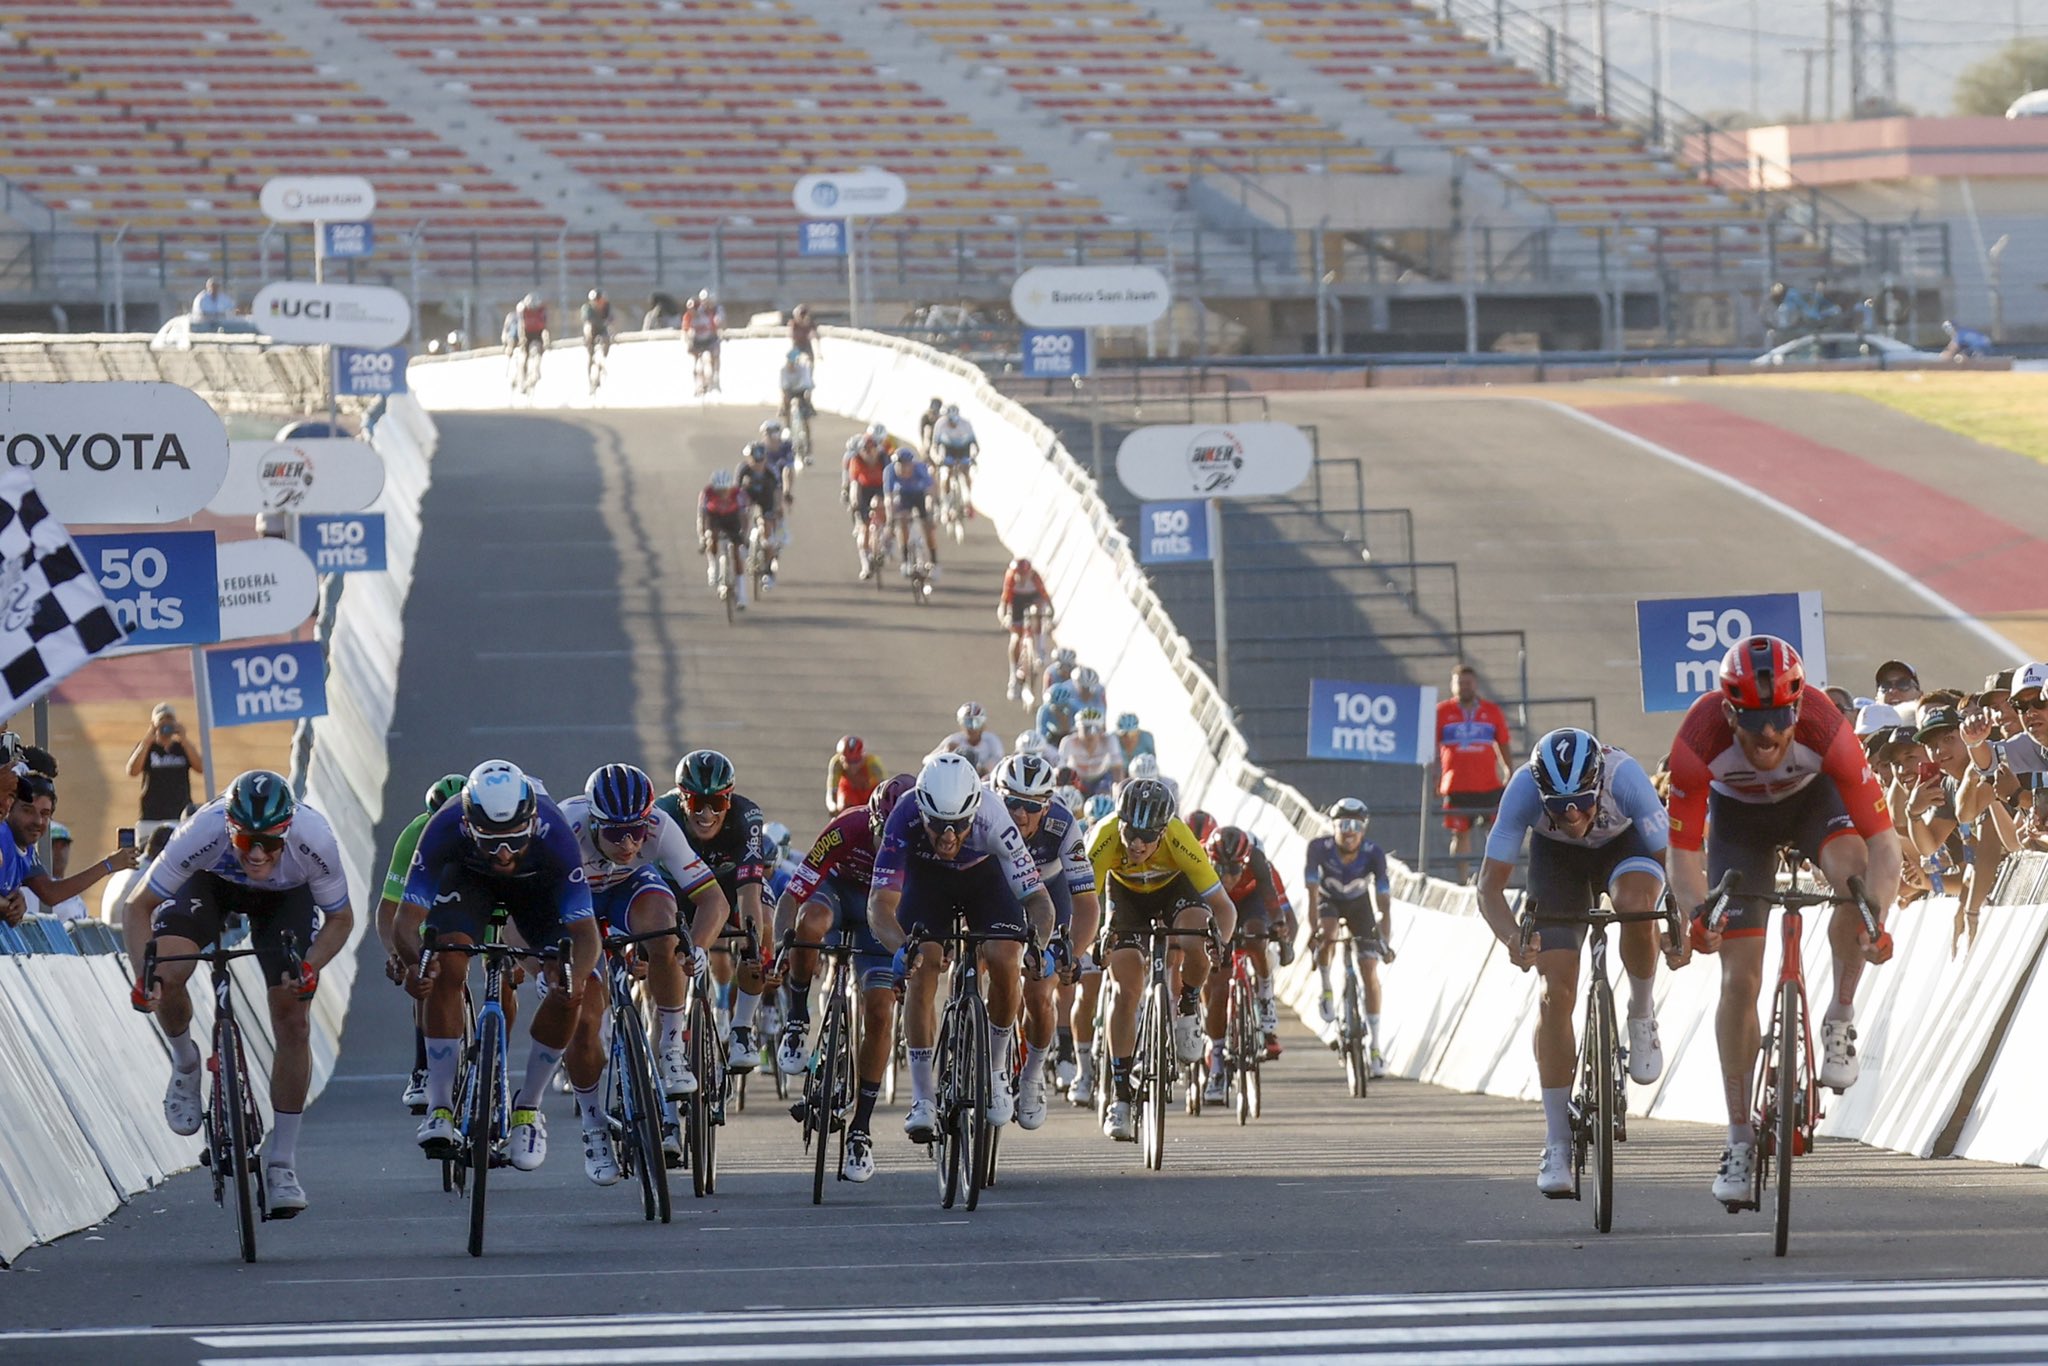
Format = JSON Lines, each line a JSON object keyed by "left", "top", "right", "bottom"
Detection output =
{"left": 940, "top": 445, "right": 975, "bottom": 466}
{"left": 421, "top": 863, "right": 573, "bottom": 958}
{"left": 744, "top": 483, "right": 782, "bottom": 517}
{"left": 1705, "top": 782, "right": 1858, "bottom": 939}
{"left": 1105, "top": 873, "right": 1209, "bottom": 948}
{"left": 590, "top": 865, "right": 677, "bottom": 935}
{"left": 1524, "top": 825, "right": 1666, "bottom": 953}
{"left": 1006, "top": 596, "right": 1047, "bottom": 631}
{"left": 1319, "top": 897, "right": 1382, "bottom": 957}
{"left": 893, "top": 858, "right": 1030, "bottom": 947}
{"left": 892, "top": 489, "right": 930, "bottom": 519}
{"left": 151, "top": 872, "right": 320, "bottom": 987}
{"left": 853, "top": 484, "right": 884, "bottom": 519}
{"left": 1442, "top": 786, "right": 1505, "bottom": 834}
{"left": 688, "top": 335, "right": 720, "bottom": 356}
{"left": 521, "top": 330, "right": 546, "bottom": 352}
{"left": 703, "top": 511, "right": 746, "bottom": 548}
{"left": 799, "top": 875, "right": 894, "bottom": 993}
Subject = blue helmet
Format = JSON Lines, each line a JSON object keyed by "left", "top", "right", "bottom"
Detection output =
{"left": 1084, "top": 793, "right": 1116, "bottom": 826}
{"left": 1530, "top": 728, "right": 1604, "bottom": 799}
{"left": 1048, "top": 680, "right": 1080, "bottom": 711}
{"left": 226, "top": 770, "right": 294, "bottom": 835}
{"left": 584, "top": 762, "right": 654, "bottom": 826}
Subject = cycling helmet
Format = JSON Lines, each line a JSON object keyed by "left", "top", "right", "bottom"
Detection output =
{"left": 710, "top": 468, "right": 737, "bottom": 491}
{"left": 1047, "top": 680, "right": 1080, "bottom": 711}
{"left": 1011, "top": 556, "right": 1032, "bottom": 574}
{"left": 915, "top": 753, "right": 982, "bottom": 824}
{"left": 1530, "top": 728, "right": 1605, "bottom": 800}
{"left": 759, "top": 419, "right": 783, "bottom": 436}
{"left": 584, "top": 762, "right": 655, "bottom": 826}
{"left": 1719, "top": 635, "right": 1805, "bottom": 711}
{"left": 425, "top": 772, "right": 466, "bottom": 813}
{"left": 1016, "top": 729, "right": 1049, "bottom": 758}
{"left": 764, "top": 820, "right": 793, "bottom": 862}
{"left": 867, "top": 771, "right": 916, "bottom": 839}
{"left": 1076, "top": 707, "right": 1105, "bottom": 735}
{"left": 462, "top": 760, "right": 538, "bottom": 849}
{"left": 1085, "top": 793, "right": 1116, "bottom": 826}
{"left": 866, "top": 421, "right": 888, "bottom": 442}
{"left": 699, "top": 289, "right": 715, "bottom": 304}
{"left": 225, "top": 770, "right": 294, "bottom": 835}
{"left": 786, "top": 348, "right": 804, "bottom": 362}
{"left": 892, "top": 446, "right": 916, "bottom": 463}
{"left": 1206, "top": 827, "right": 1253, "bottom": 877}
{"left": 1116, "top": 778, "right": 1175, "bottom": 834}
{"left": 926, "top": 396, "right": 943, "bottom": 411}
{"left": 741, "top": 442, "right": 767, "bottom": 462}
{"left": 1183, "top": 808, "right": 1217, "bottom": 842}
{"left": 1053, "top": 648, "right": 1077, "bottom": 670}
{"left": 1127, "top": 753, "right": 1160, "bottom": 781}
{"left": 1327, "top": 796, "right": 1370, "bottom": 831}
{"left": 957, "top": 701, "right": 987, "bottom": 731}
{"left": 674, "top": 749, "right": 736, "bottom": 797}
{"left": 944, "top": 404, "right": 960, "bottom": 420}
{"left": 837, "top": 735, "right": 866, "bottom": 767}
{"left": 1116, "top": 711, "right": 1141, "bottom": 733}
{"left": 845, "top": 436, "right": 863, "bottom": 456}
{"left": 1075, "top": 666, "right": 1102, "bottom": 694}
{"left": 588, "top": 288, "right": 603, "bottom": 302}
{"left": 994, "top": 752, "right": 1057, "bottom": 802}
{"left": 793, "top": 304, "right": 810, "bottom": 318}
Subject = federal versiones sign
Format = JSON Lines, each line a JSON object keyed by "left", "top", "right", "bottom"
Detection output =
{"left": 0, "top": 382, "right": 230, "bottom": 524}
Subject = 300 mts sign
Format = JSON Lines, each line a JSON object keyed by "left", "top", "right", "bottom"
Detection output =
{"left": 204, "top": 640, "right": 327, "bottom": 728}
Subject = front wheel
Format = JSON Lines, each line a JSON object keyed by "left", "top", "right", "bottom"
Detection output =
{"left": 466, "top": 1018, "right": 502, "bottom": 1258}
{"left": 217, "top": 1022, "right": 258, "bottom": 1264}
{"left": 1142, "top": 982, "right": 1171, "bottom": 1170}
{"left": 1773, "top": 980, "right": 1800, "bottom": 1257}
{"left": 1590, "top": 981, "right": 1617, "bottom": 1234}
{"left": 619, "top": 1012, "right": 671, "bottom": 1225}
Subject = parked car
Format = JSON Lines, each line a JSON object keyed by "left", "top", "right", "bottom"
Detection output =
{"left": 149, "top": 315, "right": 268, "bottom": 351}
{"left": 1752, "top": 332, "right": 1935, "bottom": 367}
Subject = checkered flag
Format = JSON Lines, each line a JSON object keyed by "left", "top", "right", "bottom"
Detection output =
{"left": 0, "top": 465, "right": 124, "bottom": 711}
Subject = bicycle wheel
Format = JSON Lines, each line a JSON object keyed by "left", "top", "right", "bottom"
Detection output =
{"left": 811, "top": 984, "right": 848, "bottom": 1206}
{"left": 935, "top": 999, "right": 965, "bottom": 1210}
{"left": 620, "top": 1011, "right": 671, "bottom": 1224}
{"left": 466, "top": 1016, "right": 501, "bottom": 1258}
{"left": 1231, "top": 978, "right": 1255, "bottom": 1126}
{"left": 962, "top": 990, "right": 992, "bottom": 1211}
{"left": 686, "top": 995, "right": 719, "bottom": 1198}
{"left": 1143, "top": 981, "right": 1171, "bottom": 1171}
{"left": 1591, "top": 979, "right": 1617, "bottom": 1234}
{"left": 1774, "top": 980, "right": 1800, "bottom": 1257}
{"left": 217, "top": 1020, "right": 258, "bottom": 1264}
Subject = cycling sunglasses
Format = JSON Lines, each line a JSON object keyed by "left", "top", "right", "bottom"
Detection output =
{"left": 1732, "top": 703, "right": 1798, "bottom": 735}
{"left": 228, "top": 825, "right": 289, "bottom": 855}
{"left": 1334, "top": 818, "right": 1368, "bottom": 835}
{"left": 2017, "top": 694, "right": 2048, "bottom": 713}
{"left": 681, "top": 791, "right": 731, "bottom": 814}
{"left": 1122, "top": 824, "right": 1165, "bottom": 845}
{"left": 594, "top": 818, "right": 653, "bottom": 844}
{"left": 1541, "top": 793, "right": 1598, "bottom": 820}
{"left": 923, "top": 813, "right": 975, "bottom": 837}
{"left": 1003, "top": 795, "right": 1048, "bottom": 816}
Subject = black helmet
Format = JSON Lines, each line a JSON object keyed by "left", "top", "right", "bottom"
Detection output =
{"left": 674, "top": 749, "right": 736, "bottom": 797}
{"left": 1116, "top": 778, "right": 1175, "bottom": 835}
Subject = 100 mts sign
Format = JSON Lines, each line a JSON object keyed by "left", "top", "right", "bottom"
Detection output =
{"left": 204, "top": 640, "right": 328, "bottom": 728}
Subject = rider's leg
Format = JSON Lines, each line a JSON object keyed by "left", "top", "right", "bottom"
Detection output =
{"left": 1534, "top": 945, "right": 1581, "bottom": 1148}
{"left": 1714, "top": 937, "right": 1766, "bottom": 1142}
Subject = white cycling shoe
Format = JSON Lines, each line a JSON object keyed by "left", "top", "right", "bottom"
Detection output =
{"left": 1016, "top": 1069, "right": 1048, "bottom": 1131}
{"left": 903, "top": 1098, "right": 937, "bottom": 1145}
{"left": 1713, "top": 1142, "right": 1757, "bottom": 1205}
{"left": 164, "top": 1064, "right": 204, "bottom": 1137}
{"left": 1204, "top": 1070, "right": 1228, "bottom": 1105}
{"left": 401, "top": 1070, "right": 429, "bottom": 1114}
{"left": 417, "top": 1106, "right": 458, "bottom": 1155}
{"left": 1318, "top": 991, "right": 1337, "bottom": 1024}
{"left": 726, "top": 1026, "right": 758, "bottom": 1074}
{"left": 988, "top": 1069, "right": 1015, "bottom": 1127}
{"left": 1104, "top": 1099, "right": 1136, "bottom": 1142}
{"left": 1819, "top": 1019, "right": 1860, "bottom": 1091}
{"left": 1172, "top": 1012, "right": 1204, "bottom": 1066}
{"left": 1626, "top": 1015, "right": 1664, "bottom": 1085}
{"left": 1055, "top": 1056, "right": 1078, "bottom": 1091}
{"left": 265, "top": 1164, "right": 308, "bottom": 1218}
{"left": 776, "top": 1021, "right": 811, "bottom": 1076}
{"left": 659, "top": 1044, "right": 698, "bottom": 1098}
{"left": 582, "top": 1122, "right": 621, "bottom": 1187}
{"left": 507, "top": 1108, "right": 547, "bottom": 1172}
{"left": 1069, "top": 1056, "right": 1098, "bottom": 1108}
{"left": 842, "top": 1130, "right": 876, "bottom": 1183}
{"left": 1537, "top": 1143, "right": 1574, "bottom": 1198}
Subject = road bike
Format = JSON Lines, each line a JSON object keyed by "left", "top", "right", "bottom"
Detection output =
{"left": 682, "top": 921, "right": 758, "bottom": 1196}
{"left": 899, "top": 513, "right": 936, "bottom": 604}
{"left": 1326, "top": 923, "right": 1381, "bottom": 1098}
{"left": 918, "top": 922, "right": 1031, "bottom": 1211}
{"left": 1220, "top": 929, "right": 1272, "bottom": 1124}
{"left": 691, "top": 341, "right": 719, "bottom": 396}
{"left": 936, "top": 461, "right": 971, "bottom": 542}
{"left": 787, "top": 398, "right": 813, "bottom": 467}
{"left": 746, "top": 511, "right": 776, "bottom": 604}
{"left": 1518, "top": 894, "right": 1683, "bottom": 1234}
{"left": 1704, "top": 869, "right": 1885, "bottom": 1256}
{"left": 584, "top": 329, "right": 609, "bottom": 395}
{"left": 786, "top": 926, "right": 863, "bottom": 1204}
{"left": 705, "top": 533, "right": 739, "bottom": 625}
{"left": 600, "top": 924, "right": 677, "bottom": 1225}
{"left": 1014, "top": 604, "right": 1050, "bottom": 708}
{"left": 1132, "top": 922, "right": 1217, "bottom": 1171}
{"left": 420, "top": 913, "right": 564, "bottom": 1258}
{"left": 515, "top": 337, "right": 544, "bottom": 395}
{"left": 143, "top": 924, "right": 300, "bottom": 1263}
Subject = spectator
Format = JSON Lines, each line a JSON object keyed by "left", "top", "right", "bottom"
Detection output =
{"left": 788, "top": 303, "right": 821, "bottom": 365}
{"left": 1961, "top": 662, "right": 2048, "bottom": 864}
{"left": 1855, "top": 701, "right": 1905, "bottom": 738}
{"left": 3, "top": 774, "right": 139, "bottom": 924}
{"left": 1874, "top": 659, "right": 1923, "bottom": 728}
{"left": 41, "top": 820, "right": 89, "bottom": 921}
{"left": 643, "top": 292, "right": 682, "bottom": 331}
{"left": 1981, "top": 668, "right": 2019, "bottom": 738}
{"left": 100, "top": 825, "right": 173, "bottom": 929}
{"left": 127, "top": 702, "right": 202, "bottom": 842}
{"left": 189, "top": 277, "right": 236, "bottom": 324}
{"left": 1435, "top": 664, "right": 1512, "bottom": 870}
{"left": 1824, "top": 685, "right": 1858, "bottom": 718}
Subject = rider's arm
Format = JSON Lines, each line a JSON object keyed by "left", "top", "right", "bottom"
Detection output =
{"left": 538, "top": 813, "right": 600, "bottom": 993}
{"left": 1369, "top": 843, "right": 1392, "bottom": 943}
{"left": 1821, "top": 718, "right": 1904, "bottom": 912}
{"left": 1663, "top": 731, "right": 1712, "bottom": 911}
{"left": 1476, "top": 856, "right": 1520, "bottom": 948}
{"left": 824, "top": 754, "right": 845, "bottom": 813}
{"left": 1477, "top": 776, "right": 1538, "bottom": 946}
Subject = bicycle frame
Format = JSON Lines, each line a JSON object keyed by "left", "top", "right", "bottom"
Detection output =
{"left": 788, "top": 927, "right": 862, "bottom": 1203}
{"left": 602, "top": 924, "right": 679, "bottom": 1225}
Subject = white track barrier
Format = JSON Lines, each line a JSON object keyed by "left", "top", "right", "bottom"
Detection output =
{"left": 0, "top": 393, "right": 440, "bottom": 1263}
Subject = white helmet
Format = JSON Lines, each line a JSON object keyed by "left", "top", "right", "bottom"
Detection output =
{"left": 845, "top": 436, "right": 863, "bottom": 455}
{"left": 763, "top": 820, "right": 793, "bottom": 861}
{"left": 1127, "top": 753, "right": 1161, "bottom": 781}
{"left": 958, "top": 701, "right": 986, "bottom": 731}
{"left": 1016, "top": 728, "right": 1049, "bottom": 757}
{"left": 710, "top": 468, "right": 737, "bottom": 491}
{"left": 944, "top": 404, "right": 961, "bottom": 420}
{"left": 867, "top": 421, "right": 888, "bottom": 443}
{"left": 915, "top": 753, "right": 982, "bottom": 824}
{"left": 994, "top": 752, "right": 1057, "bottom": 802}
{"left": 462, "top": 759, "right": 537, "bottom": 847}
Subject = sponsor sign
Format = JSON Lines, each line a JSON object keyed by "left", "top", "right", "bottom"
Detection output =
{"left": 1021, "top": 327, "right": 1090, "bottom": 380}
{"left": 298, "top": 513, "right": 386, "bottom": 574}
{"left": 791, "top": 170, "right": 908, "bottom": 219}
{"left": 1306, "top": 679, "right": 1439, "bottom": 766}
{"left": 1137, "top": 500, "right": 1211, "bottom": 565}
{"left": 204, "top": 640, "right": 327, "bottom": 728}
{"left": 321, "top": 220, "right": 374, "bottom": 260}
{"left": 259, "top": 175, "right": 377, "bottom": 224}
{"left": 251, "top": 282, "right": 410, "bottom": 348}
{"left": 1010, "top": 265, "right": 1171, "bottom": 328}
{"left": 1115, "top": 423, "right": 1313, "bottom": 501}
{"left": 1635, "top": 592, "right": 1827, "bottom": 713}
{"left": 335, "top": 346, "right": 409, "bottom": 397}
{"left": 210, "top": 439, "right": 385, "bottom": 516}
{"left": 216, "top": 537, "right": 318, "bottom": 641}
{"left": 798, "top": 220, "right": 847, "bottom": 258}
{"left": 0, "top": 382, "right": 230, "bottom": 525}
{"left": 74, "top": 530, "right": 219, "bottom": 651}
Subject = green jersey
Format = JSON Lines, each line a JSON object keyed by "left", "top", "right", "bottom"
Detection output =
{"left": 382, "top": 810, "right": 433, "bottom": 903}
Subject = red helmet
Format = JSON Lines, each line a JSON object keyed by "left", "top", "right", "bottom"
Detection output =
{"left": 1206, "top": 826, "right": 1253, "bottom": 876}
{"left": 1183, "top": 809, "right": 1216, "bottom": 843}
{"left": 1719, "top": 635, "right": 1805, "bottom": 710}
{"left": 838, "top": 735, "right": 866, "bottom": 765}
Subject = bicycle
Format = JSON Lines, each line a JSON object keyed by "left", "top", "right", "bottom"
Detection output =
{"left": 937, "top": 464, "right": 970, "bottom": 542}
{"left": 901, "top": 517, "right": 935, "bottom": 605}
{"left": 746, "top": 512, "right": 775, "bottom": 604}
{"left": 419, "top": 914, "right": 564, "bottom": 1258}
{"left": 704, "top": 533, "right": 738, "bottom": 625}
{"left": 919, "top": 922, "right": 1032, "bottom": 1211}
{"left": 1326, "top": 923, "right": 1381, "bottom": 1099}
{"left": 1518, "top": 894, "right": 1683, "bottom": 1234}
{"left": 1704, "top": 869, "right": 1884, "bottom": 1256}
{"left": 1132, "top": 922, "right": 1217, "bottom": 1171}
{"left": 1221, "top": 929, "right": 1272, "bottom": 1125}
{"left": 516, "top": 338, "right": 544, "bottom": 395}
{"left": 142, "top": 925, "right": 300, "bottom": 1263}
{"left": 786, "top": 926, "right": 862, "bottom": 1204}
{"left": 787, "top": 400, "right": 813, "bottom": 468}
{"left": 585, "top": 330, "right": 609, "bottom": 395}
{"left": 600, "top": 924, "right": 677, "bottom": 1226}
{"left": 683, "top": 920, "right": 755, "bottom": 1197}
{"left": 1015, "top": 604, "right": 1050, "bottom": 708}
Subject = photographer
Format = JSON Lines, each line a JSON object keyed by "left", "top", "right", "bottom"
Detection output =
{"left": 125, "top": 702, "right": 203, "bottom": 841}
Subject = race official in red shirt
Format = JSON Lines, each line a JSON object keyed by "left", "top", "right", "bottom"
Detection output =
{"left": 1435, "top": 665, "right": 1513, "bottom": 866}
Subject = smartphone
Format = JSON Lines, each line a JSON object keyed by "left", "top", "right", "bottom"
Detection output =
{"left": 1916, "top": 760, "right": 1943, "bottom": 784}
{"left": 118, "top": 828, "right": 136, "bottom": 850}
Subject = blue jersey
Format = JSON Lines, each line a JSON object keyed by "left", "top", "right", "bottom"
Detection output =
{"left": 1036, "top": 700, "right": 1077, "bottom": 744}
{"left": 884, "top": 460, "right": 933, "bottom": 498}
{"left": 763, "top": 437, "right": 796, "bottom": 474}
{"left": 1303, "top": 836, "right": 1389, "bottom": 907}
{"left": 871, "top": 792, "right": 1042, "bottom": 900}
{"left": 1021, "top": 797, "right": 1094, "bottom": 895}
{"left": 1483, "top": 746, "right": 1669, "bottom": 862}
{"left": 402, "top": 794, "right": 594, "bottom": 923}
{"left": 766, "top": 855, "right": 803, "bottom": 902}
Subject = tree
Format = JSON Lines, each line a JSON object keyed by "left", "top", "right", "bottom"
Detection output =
{"left": 1954, "top": 38, "right": 2048, "bottom": 116}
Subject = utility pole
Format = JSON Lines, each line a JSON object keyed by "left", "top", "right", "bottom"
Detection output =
{"left": 1788, "top": 47, "right": 1825, "bottom": 123}
{"left": 1595, "top": 0, "right": 1610, "bottom": 118}
{"left": 1749, "top": 0, "right": 1762, "bottom": 118}
{"left": 1824, "top": 0, "right": 1837, "bottom": 121}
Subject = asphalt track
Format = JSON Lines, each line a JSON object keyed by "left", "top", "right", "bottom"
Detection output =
{"left": 8, "top": 397, "right": 2048, "bottom": 1363}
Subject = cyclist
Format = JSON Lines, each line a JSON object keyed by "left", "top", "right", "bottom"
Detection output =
{"left": 1000, "top": 557, "right": 1052, "bottom": 702}
{"left": 1038, "top": 679, "right": 1082, "bottom": 747}
{"left": 826, "top": 735, "right": 886, "bottom": 816}
{"left": 1305, "top": 797, "right": 1392, "bottom": 1075}
{"left": 1041, "top": 647, "right": 1079, "bottom": 703}
{"left": 1072, "top": 666, "right": 1107, "bottom": 713}
{"left": 1184, "top": 809, "right": 1217, "bottom": 844}
{"left": 842, "top": 427, "right": 890, "bottom": 579}
{"left": 376, "top": 773, "right": 466, "bottom": 1113}
{"left": 870, "top": 754, "right": 1055, "bottom": 1144}
{"left": 397, "top": 761, "right": 600, "bottom": 1180}
{"left": 917, "top": 396, "right": 945, "bottom": 451}
{"left": 1475, "top": 730, "right": 1677, "bottom": 1196}
{"left": 560, "top": 764, "right": 726, "bottom": 1178}
{"left": 885, "top": 444, "right": 939, "bottom": 576}
{"left": 762, "top": 821, "right": 802, "bottom": 901}
{"left": 1124, "top": 752, "right": 1179, "bottom": 809}
{"left": 737, "top": 442, "right": 785, "bottom": 586}
{"left": 1666, "top": 637, "right": 1899, "bottom": 1206}
{"left": 697, "top": 468, "right": 752, "bottom": 612}
{"left": 932, "top": 403, "right": 978, "bottom": 517}
{"left": 127, "top": 770, "right": 355, "bottom": 1218}
{"left": 779, "top": 348, "right": 816, "bottom": 427}
{"left": 581, "top": 289, "right": 612, "bottom": 368}
{"left": 1088, "top": 778, "right": 1237, "bottom": 1142}
{"left": 758, "top": 420, "right": 798, "bottom": 504}
{"left": 771, "top": 774, "right": 915, "bottom": 1182}
{"left": 1015, "top": 727, "right": 1056, "bottom": 766}
{"left": 788, "top": 303, "right": 821, "bottom": 366}
{"left": 1115, "top": 712, "right": 1157, "bottom": 767}
{"left": 684, "top": 288, "right": 724, "bottom": 391}
{"left": 941, "top": 701, "right": 1005, "bottom": 777}
{"left": 994, "top": 752, "right": 1099, "bottom": 1126}
{"left": 1058, "top": 706, "right": 1124, "bottom": 796}
{"left": 517, "top": 292, "right": 547, "bottom": 361}
{"left": 1202, "top": 825, "right": 1297, "bottom": 1096}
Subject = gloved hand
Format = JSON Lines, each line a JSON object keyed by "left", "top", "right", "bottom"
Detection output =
{"left": 290, "top": 961, "right": 319, "bottom": 1001}
{"left": 1277, "top": 938, "right": 1296, "bottom": 968}
{"left": 891, "top": 943, "right": 911, "bottom": 984}
{"left": 690, "top": 945, "right": 712, "bottom": 979}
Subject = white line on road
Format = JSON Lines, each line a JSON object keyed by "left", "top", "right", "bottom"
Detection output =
{"left": 266, "top": 1250, "right": 1232, "bottom": 1289}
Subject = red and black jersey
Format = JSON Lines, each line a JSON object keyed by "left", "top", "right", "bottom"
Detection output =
{"left": 1665, "top": 685, "right": 1890, "bottom": 852}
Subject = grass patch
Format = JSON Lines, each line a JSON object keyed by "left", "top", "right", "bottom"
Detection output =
{"left": 1709, "top": 371, "right": 2048, "bottom": 464}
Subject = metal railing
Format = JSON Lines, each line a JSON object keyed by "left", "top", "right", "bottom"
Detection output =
{"left": 0, "top": 334, "right": 346, "bottom": 413}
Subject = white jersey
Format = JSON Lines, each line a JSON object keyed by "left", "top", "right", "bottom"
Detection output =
{"left": 145, "top": 797, "right": 350, "bottom": 912}
{"left": 1058, "top": 732, "right": 1123, "bottom": 785}
{"left": 933, "top": 416, "right": 976, "bottom": 451}
{"left": 942, "top": 729, "right": 1005, "bottom": 777}
{"left": 560, "top": 795, "right": 715, "bottom": 896}
{"left": 779, "top": 360, "right": 813, "bottom": 393}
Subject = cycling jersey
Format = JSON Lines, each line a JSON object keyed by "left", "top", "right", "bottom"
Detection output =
{"left": 580, "top": 301, "right": 611, "bottom": 332}
{"left": 381, "top": 810, "right": 433, "bottom": 905}
{"left": 559, "top": 795, "right": 714, "bottom": 898}
{"left": 1003, "top": 565, "right": 1049, "bottom": 607}
{"left": 845, "top": 449, "right": 888, "bottom": 490}
{"left": 789, "top": 316, "right": 819, "bottom": 354}
{"left": 1437, "top": 698, "right": 1511, "bottom": 797}
{"left": 872, "top": 795, "right": 1042, "bottom": 901}
{"left": 761, "top": 436, "right": 795, "bottom": 471}
{"left": 685, "top": 304, "right": 724, "bottom": 340}
{"left": 1020, "top": 797, "right": 1094, "bottom": 896}
{"left": 1219, "top": 845, "right": 1291, "bottom": 923}
{"left": 149, "top": 797, "right": 351, "bottom": 914}
{"left": 1036, "top": 700, "right": 1078, "bottom": 745}
{"left": 738, "top": 462, "right": 781, "bottom": 511}
{"left": 941, "top": 729, "right": 1005, "bottom": 776}
{"left": 779, "top": 361, "right": 813, "bottom": 395}
{"left": 653, "top": 791, "right": 767, "bottom": 907}
{"left": 519, "top": 305, "right": 546, "bottom": 336}
{"left": 827, "top": 753, "right": 886, "bottom": 810}
{"left": 933, "top": 417, "right": 976, "bottom": 458}
{"left": 1485, "top": 746, "right": 1669, "bottom": 862}
{"left": 1087, "top": 816, "right": 1220, "bottom": 896}
{"left": 1057, "top": 732, "right": 1122, "bottom": 787}
{"left": 401, "top": 794, "right": 593, "bottom": 922}
{"left": 789, "top": 808, "right": 881, "bottom": 901}
{"left": 1303, "top": 834, "right": 1390, "bottom": 907}
{"left": 885, "top": 459, "right": 934, "bottom": 499}
{"left": 699, "top": 485, "right": 748, "bottom": 520}
{"left": 1664, "top": 686, "right": 1889, "bottom": 853}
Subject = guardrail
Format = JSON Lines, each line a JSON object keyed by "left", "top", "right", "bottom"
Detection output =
{"left": 0, "top": 334, "right": 353, "bottom": 414}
